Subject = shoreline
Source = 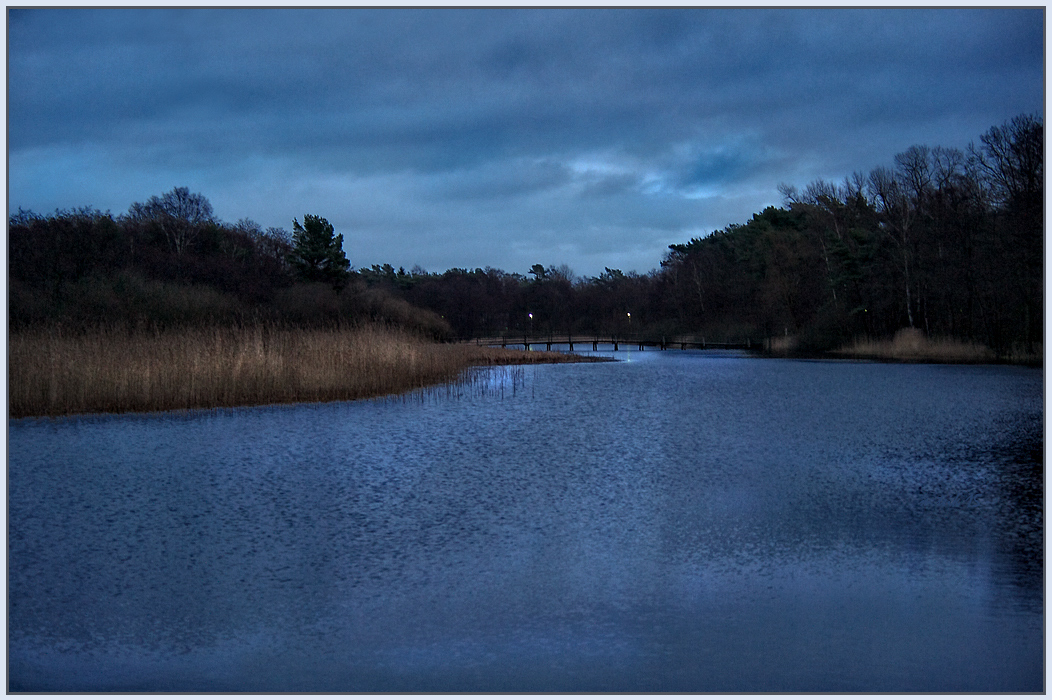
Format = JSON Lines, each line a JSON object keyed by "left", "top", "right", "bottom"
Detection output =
{"left": 10, "top": 324, "right": 1038, "bottom": 420}
{"left": 8, "top": 325, "right": 611, "bottom": 420}
{"left": 762, "top": 327, "right": 1042, "bottom": 367}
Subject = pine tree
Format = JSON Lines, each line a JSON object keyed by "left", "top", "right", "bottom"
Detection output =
{"left": 288, "top": 214, "right": 351, "bottom": 291}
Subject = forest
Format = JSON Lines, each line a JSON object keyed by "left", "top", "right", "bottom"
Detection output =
{"left": 9, "top": 114, "right": 1042, "bottom": 359}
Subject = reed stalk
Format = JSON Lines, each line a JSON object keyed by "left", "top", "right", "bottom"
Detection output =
{"left": 9, "top": 324, "right": 599, "bottom": 418}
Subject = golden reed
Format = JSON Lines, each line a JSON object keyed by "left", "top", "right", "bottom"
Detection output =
{"left": 831, "top": 327, "right": 1041, "bottom": 364}
{"left": 9, "top": 324, "right": 596, "bottom": 418}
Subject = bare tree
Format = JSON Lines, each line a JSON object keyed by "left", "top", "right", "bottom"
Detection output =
{"left": 970, "top": 113, "right": 1043, "bottom": 211}
{"left": 894, "top": 145, "right": 933, "bottom": 208}
{"left": 798, "top": 179, "right": 847, "bottom": 303}
{"left": 128, "top": 187, "right": 214, "bottom": 257}
{"left": 930, "top": 146, "right": 966, "bottom": 192}
{"left": 844, "top": 171, "right": 868, "bottom": 201}
{"left": 970, "top": 114, "right": 1043, "bottom": 348}
{"left": 868, "top": 165, "right": 917, "bottom": 327}
{"left": 777, "top": 182, "right": 800, "bottom": 206}
{"left": 548, "top": 264, "right": 577, "bottom": 284}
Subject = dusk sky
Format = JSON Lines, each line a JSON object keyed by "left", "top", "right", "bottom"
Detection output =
{"left": 8, "top": 7, "right": 1044, "bottom": 278}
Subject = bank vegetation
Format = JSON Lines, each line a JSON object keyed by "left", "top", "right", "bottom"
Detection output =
{"left": 9, "top": 324, "right": 601, "bottom": 418}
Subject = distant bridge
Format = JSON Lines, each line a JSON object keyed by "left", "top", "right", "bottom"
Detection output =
{"left": 464, "top": 334, "right": 760, "bottom": 352}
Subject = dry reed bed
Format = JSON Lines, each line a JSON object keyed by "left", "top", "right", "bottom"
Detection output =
{"left": 9, "top": 325, "right": 601, "bottom": 418}
{"left": 831, "top": 328, "right": 1017, "bottom": 364}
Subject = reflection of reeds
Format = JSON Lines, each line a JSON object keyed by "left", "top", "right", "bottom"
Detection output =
{"left": 9, "top": 324, "right": 601, "bottom": 418}
{"left": 832, "top": 328, "right": 1004, "bottom": 364}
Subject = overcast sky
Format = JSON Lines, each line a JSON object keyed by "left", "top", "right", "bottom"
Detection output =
{"left": 8, "top": 7, "right": 1044, "bottom": 277}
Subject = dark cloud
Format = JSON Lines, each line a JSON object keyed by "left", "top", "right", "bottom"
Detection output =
{"left": 8, "top": 7, "right": 1043, "bottom": 276}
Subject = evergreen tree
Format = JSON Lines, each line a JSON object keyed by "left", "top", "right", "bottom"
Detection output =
{"left": 288, "top": 214, "right": 351, "bottom": 291}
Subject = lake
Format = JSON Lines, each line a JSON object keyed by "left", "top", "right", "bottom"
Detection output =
{"left": 8, "top": 349, "right": 1043, "bottom": 692}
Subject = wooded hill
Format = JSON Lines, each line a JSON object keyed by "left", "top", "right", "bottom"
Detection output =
{"left": 9, "top": 114, "right": 1042, "bottom": 357}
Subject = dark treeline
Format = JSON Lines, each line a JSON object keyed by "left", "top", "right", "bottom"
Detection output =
{"left": 9, "top": 114, "right": 1042, "bottom": 355}
{"left": 9, "top": 188, "right": 452, "bottom": 337}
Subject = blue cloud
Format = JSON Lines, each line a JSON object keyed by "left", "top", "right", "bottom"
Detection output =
{"left": 7, "top": 7, "right": 1043, "bottom": 276}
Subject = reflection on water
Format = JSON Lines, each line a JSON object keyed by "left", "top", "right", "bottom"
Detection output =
{"left": 8, "top": 352, "right": 1042, "bottom": 692}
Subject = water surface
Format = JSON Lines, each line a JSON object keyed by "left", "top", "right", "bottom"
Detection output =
{"left": 8, "top": 351, "right": 1043, "bottom": 691}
